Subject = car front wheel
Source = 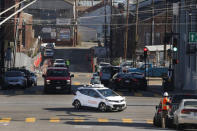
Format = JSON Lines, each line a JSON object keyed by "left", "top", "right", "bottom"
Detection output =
{"left": 99, "top": 102, "right": 107, "bottom": 112}
{"left": 73, "top": 100, "right": 81, "bottom": 109}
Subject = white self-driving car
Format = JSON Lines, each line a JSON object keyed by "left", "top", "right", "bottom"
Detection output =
{"left": 72, "top": 84, "right": 127, "bottom": 112}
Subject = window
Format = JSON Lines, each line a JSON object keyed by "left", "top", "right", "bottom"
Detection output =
{"left": 88, "top": 89, "right": 100, "bottom": 98}
{"left": 79, "top": 89, "right": 89, "bottom": 95}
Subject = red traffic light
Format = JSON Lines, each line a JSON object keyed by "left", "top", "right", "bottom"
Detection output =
{"left": 144, "top": 47, "right": 148, "bottom": 52}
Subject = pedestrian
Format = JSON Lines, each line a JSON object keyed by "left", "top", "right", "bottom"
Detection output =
{"left": 66, "top": 59, "right": 70, "bottom": 69}
{"left": 160, "top": 92, "right": 171, "bottom": 128}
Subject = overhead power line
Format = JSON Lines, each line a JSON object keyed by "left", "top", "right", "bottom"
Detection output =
{"left": 0, "top": 0, "right": 37, "bottom": 26}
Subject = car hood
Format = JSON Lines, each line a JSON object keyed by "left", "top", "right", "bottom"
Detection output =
{"left": 106, "top": 96, "right": 124, "bottom": 101}
{"left": 46, "top": 77, "right": 70, "bottom": 80}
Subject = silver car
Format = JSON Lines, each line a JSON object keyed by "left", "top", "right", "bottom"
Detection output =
{"left": 173, "top": 99, "right": 197, "bottom": 130}
{"left": 3, "top": 71, "right": 27, "bottom": 89}
{"left": 30, "top": 72, "right": 37, "bottom": 86}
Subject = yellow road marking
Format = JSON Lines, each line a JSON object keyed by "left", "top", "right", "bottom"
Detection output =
{"left": 73, "top": 82, "right": 81, "bottom": 85}
{"left": 146, "top": 119, "right": 153, "bottom": 124}
{"left": 74, "top": 117, "right": 84, "bottom": 122}
{"left": 134, "top": 93, "right": 143, "bottom": 97}
{"left": 98, "top": 118, "right": 108, "bottom": 122}
{"left": 15, "top": 91, "right": 24, "bottom": 95}
{"left": 26, "top": 118, "right": 36, "bottom": 123}
{"left": 50, "top": 117, "right": 60, "bottom": 123}
{"left": 0, "top": 118, "right": 11, "bottom": 123}
{"left": 122, "top": 118, "right": 133, "bottom": 123}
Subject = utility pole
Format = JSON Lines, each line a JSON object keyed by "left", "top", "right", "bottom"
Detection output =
{"left": 73, "top": 0, "right": 78, "bottom": 47}
{"left": 164, "top": 0, "right": 168, "bottom": 66}
{"left": 0, "top": 0, "right": 5, "bottom": 75}
{"left": 151, "top": 0, "right": 154, "bottom": 46}
{"left": 104, "top": 0, "right": 107, "bottom": 47}
{"left": 135, "top": 0, "right": 139, "bottom": 65}
{"left": 124, "top": 0, "right": 129, "bottom": 60}
{"left": 110, "top": 0, "right": 113, "bottom": 60}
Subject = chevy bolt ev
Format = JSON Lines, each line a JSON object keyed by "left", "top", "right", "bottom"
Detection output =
{"left": 43, "top": 67, "right": 74, "bottom": 93}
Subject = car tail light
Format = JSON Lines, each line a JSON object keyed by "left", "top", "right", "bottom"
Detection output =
{"left": 100, "top": 72, "right": 102, "bottom": 77}
{"left": 132, "top": 78, "right": 138, "bottom": 82}
{"left": 117, "top": 78, "right": 122, "bottom": 81}
{"left": 181, "top": 109, "right": 191, "bottom": 114}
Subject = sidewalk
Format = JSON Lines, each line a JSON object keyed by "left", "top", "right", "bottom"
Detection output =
{"left": 147, "top": 77, "right": 163, "bottom": 95}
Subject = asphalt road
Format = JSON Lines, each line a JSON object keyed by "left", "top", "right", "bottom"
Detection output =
{"left": 0, "top": 46, "right": 175, "bottom": 131}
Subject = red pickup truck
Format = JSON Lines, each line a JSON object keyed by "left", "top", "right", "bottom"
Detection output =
{"left": 42, "top": 67, "right": 74, "bottom": 93}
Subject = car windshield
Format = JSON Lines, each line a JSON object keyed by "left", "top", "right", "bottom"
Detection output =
{"left": 100, "top": 63, "right": 110, "bottom": 66}
{"left": 5, "top": 71, "right": 22, "bottom": 77}
{"left": 46, "top": 50, "right": 52, "bottom": 53}
{"left": 98, "top": 89, "right": 119, "bottom": 97}
{"left": 101, "top": 67, "right": 111, "bottom": 73}
{"left": 47, "top": 69, "right": 69, "bottom": 77}
{"left": 55, "top": 60, "right": 64, "bottom": 63}
{"left": 184, "top": 101, "right": 197, "bottom": 107}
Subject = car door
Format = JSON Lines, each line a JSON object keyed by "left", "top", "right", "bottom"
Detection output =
{"left": 87, "top": 89, "right": 101, "bottom": 108}
{"left": 78, "top": 89, "right": 89, "bottom": 106}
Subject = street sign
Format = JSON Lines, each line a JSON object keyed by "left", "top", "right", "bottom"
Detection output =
{"left": 189, "top": 32, "right": 197, "bottom": 43}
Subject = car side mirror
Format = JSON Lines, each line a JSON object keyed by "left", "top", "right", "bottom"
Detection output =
{"left": 70, "top": 74, "right": 74, "bottom": 77}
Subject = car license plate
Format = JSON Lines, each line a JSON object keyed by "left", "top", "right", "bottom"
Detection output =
{"left": 56, "top": 87, "right": 61, "bottom": 90}
{"left": 125, "top": 80, "right": 130, "bottom": 83}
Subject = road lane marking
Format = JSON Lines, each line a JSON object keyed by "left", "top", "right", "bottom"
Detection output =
{"left": 0, "top": 118, "right": 11, "bottom": 123}
{"left": 26, "top": 118, "right": 36, "bottom": 123}
{"left": 15, "top": 91, "right": 24, "bottom": 95}
{"left": 50, "top": 117, "right": 60, "bottom": 123}
{"left": 134, "top": 93, "right": 143, "bottom": 97}
{"left": 122, "top": 118, "right": 133, "bottom": 123}
{"left": 146, "top": 119, "right": 153, "bottom": 124}
{"left": 98, "top": 118, "right": 108, "bottom": 122}
{"left": 73, "top": 82, "right": 81, "bottom": 85}
{"left": 74, "top": 117, "right": 84, "bottom": 122}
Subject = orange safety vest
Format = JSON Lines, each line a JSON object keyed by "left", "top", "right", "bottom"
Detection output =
{"left": 161, "top": 97, "right": 170, "bottom": 110}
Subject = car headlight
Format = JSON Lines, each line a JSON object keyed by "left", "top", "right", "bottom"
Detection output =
{"left": 46, "top": 80, "right": 50, "bottom": 83}
{"left": 67, "top": 80, "right": 71, "bottom": 83}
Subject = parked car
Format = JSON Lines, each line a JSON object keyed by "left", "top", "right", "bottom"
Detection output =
{"left": 90, "top": 76, "right": 101, "bottom": 85}
{"left": 120, "top": 60, "right": 133, "bottom": 70}
{"left": 46, "top": 43, "right": 55, "bottom": 49}
{"left": 98, "top": 62, "right": 111, "bottom": 72}
{"left": 42, "top": 67, "right": 74, "bottom": 93}
{"left": 44, "top": 49, "right": 54, "bottom": 58}
{"left": 72, "top": 84, "right": 127, "bottom": 112}
{"left": 8, "top": 67, "right": 32, "bottom": 87}
{"left": 109, "top": 72, "right": 139, "bottom": 92}
{"left": 30, "top": 72, "right": 37, "bottom": 86}
{"left": 167, "top": 94, "right": 197, "bottom": 127}
{"left": 53, "top": 59, "right": 66, "bottom": 67}
{"left": 173, "top": 99, "right": 197, "bottom": 130}
{"left": 99, "top": 66, "right": 112, "bottom": 86}
{"left": 129, "top": 72, "right": 147, "bottom": 90}
{"left": 3, "top": 71, "right": 27, "bottom": 89}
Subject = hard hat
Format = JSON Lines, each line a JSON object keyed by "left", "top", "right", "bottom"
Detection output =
{"left": 164, "top": 92, "right": 168, "bottom": 97}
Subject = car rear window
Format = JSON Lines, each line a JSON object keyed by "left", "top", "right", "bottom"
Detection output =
{"left": 55, "top": 60, "right": 64, "bottom": 63}
{"left": 101, "top": 67, "right": 111, "bottom": 73}
{"left": 184, "top": 101, "right": 197, "bottom": 107}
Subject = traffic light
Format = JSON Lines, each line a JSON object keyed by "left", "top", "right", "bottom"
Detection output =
{"left": 173, "top": 38, "right": 178, "bottom": 52}
{"left": 144, "top": 47, "right": 148, "bottom": 59}
{"left": 163, "top": 33, "right": 172, "bottom": 44}
{"left": 173, "top": 59, "right": 179, "bottom": 64}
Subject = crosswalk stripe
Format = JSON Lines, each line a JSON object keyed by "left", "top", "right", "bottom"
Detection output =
{"left": 134, "top": 93, "right": 143, "bottom": 97}
{"left": 122, "top": 118, "right": 133, "bottom": 123}
{"left": 74, "top": 117, "right": 84, "bottom": 122}
{"left": 50, "top": 117, "right": 60, "bottom": 123}
{"left": 26, "top": 118, "right": 36, "bottom": 123}
{"left": 73, "top": 82, "right": 81, "bottom": 85}
{"left": 146, "top": 119, "right": 153, "bottom": 124}
{"left": 98, "top": 118, "right": 108, "bottom": 122}
{"left": 0, "top": 118, "right": 11, "bottom": 123}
